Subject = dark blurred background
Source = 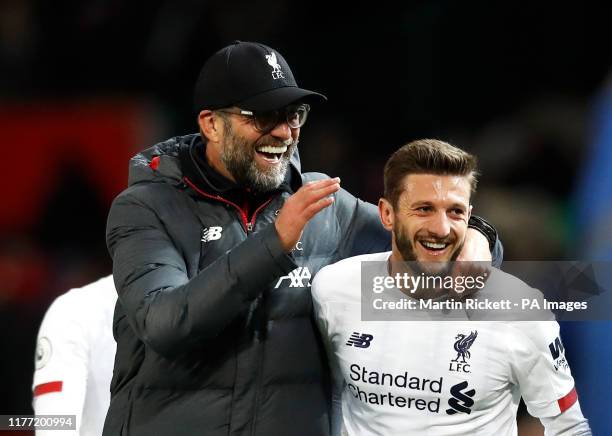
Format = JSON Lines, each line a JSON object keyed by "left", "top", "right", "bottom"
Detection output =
{"left": 1, "top": 1, "right": 611, "bottom": 434}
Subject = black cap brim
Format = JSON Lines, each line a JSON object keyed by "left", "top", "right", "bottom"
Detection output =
{"left": 237, "top": 86, "right": 327, "bottom": 111}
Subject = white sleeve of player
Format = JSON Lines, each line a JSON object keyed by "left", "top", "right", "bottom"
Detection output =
{"left": 32, "top": 295, "right": 89, "bottom": 436}
{"left": 507, "top": 321, "right": 590, "bottom": 433}
{"left": 311, "top": 269, "right": 345, "bottom": 436}
{"left": 540, "top": 401, "right": 592, "bottom": 436}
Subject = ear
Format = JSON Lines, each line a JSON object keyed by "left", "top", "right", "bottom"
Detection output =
{"left": 378, "top": 198, "right": 394, "bottom": 231}
{"left": 198, "top": 110, "right": 224, "bottom": 143}
{"left": 468, "top": 204, "right": 473, "bottom": 221}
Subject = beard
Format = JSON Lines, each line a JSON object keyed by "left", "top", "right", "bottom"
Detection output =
{"left": 393, "top": 221, "right": 464, "bottom": 276}
{"left": 220, "top": 121, "right": 298, "bottom": 193}
{"left": 394, "top": 221, "right": 417, "bottom": 263}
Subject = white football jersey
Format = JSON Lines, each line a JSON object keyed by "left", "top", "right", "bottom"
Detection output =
{"left": 312, "top": 253, "right": 583, "bottom": 436}
{"left": 32, "top": 275, "right": 117, "bottom": 436}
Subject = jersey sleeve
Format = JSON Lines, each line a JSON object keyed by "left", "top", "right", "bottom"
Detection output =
{"left": 507, "top": 321, "right": 578, "bottom": 418}
{"left": 540, "top": 401, "right": 592, "bottom": 435}
{"left": 32, "top": 295, "right": 89, "bottom": 435}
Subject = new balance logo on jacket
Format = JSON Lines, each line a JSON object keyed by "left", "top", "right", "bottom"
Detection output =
{"left": 201, "top": 226, "right": 223, "bottom": 242}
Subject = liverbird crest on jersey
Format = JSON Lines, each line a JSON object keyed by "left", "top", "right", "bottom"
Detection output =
{"left": 452, "top": 331, "right": 478, "bottom": 363}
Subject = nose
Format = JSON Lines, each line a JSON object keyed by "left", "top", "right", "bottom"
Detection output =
{"left": 427, "top": 211, "right": 451, "bottom": 238}
{"left": 269, "top": 121, "right": 293, "bottom": 141}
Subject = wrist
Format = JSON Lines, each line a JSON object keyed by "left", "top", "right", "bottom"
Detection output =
{"left": 468, "top": 215, "right": 498, "bottom": 252}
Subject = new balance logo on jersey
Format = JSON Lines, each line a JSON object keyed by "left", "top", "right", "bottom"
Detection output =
{"left": 549, "top": 336, "right": 569, "bottom": 371}
{"left": 201, "top": 226, "right": 223, "bottom": 242}
{"left": 446, "top": 381, "right": 476, "bottom": 415}
{"left": 346, "top": 332, "right": 374, "bottom": 348}
{"left": 274, "top": 267, "right": 311, "bottom": 288}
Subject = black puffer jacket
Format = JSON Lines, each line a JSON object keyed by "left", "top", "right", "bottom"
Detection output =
{"left": 104, "top": 134, "right": 502, "bottom": 435}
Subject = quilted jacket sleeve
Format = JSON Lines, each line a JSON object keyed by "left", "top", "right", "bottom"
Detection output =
{"left": 334, "top": 188, "right": 391, "bottom": 259}
{"left": 106, "top": 190, "right": 296, "bottom": 357}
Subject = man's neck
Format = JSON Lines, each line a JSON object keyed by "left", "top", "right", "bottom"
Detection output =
{"left": 387, "top": 253, "right": 449, "bottom": 300}
{"left": 204, "top": 140, "right": 236, "bottom": 184}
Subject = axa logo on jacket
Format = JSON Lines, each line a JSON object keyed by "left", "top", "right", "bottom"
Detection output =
{"left": 274, "top": 266, "right": 311, "bottom": 288}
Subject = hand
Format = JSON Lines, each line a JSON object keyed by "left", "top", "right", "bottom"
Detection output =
{"left": 275, "top": 178, "right": 341, "bottom": 252}
{"left": 457, "top": 228, "right": 492, "bottom": 262}
{"left": 450, "top": 228, "right": 491, "bottom": 300}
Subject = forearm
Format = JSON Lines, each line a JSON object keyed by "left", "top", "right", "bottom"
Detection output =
{"left": 109, "top": 195, "right": 295, "bottom": 356}
{"left": 125, "top": 226, "right": 295, "bottom": 354}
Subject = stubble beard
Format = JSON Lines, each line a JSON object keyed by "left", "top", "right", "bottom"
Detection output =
{"left": 393, "top": 221, "right": 464, "bottom": 276}
{"left": 220, "top": 122, "right": 298, "bottom": 193}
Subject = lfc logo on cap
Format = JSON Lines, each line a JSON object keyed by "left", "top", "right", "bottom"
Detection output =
{"left": 265, "top": 52, "right": 285, "bottom": 80}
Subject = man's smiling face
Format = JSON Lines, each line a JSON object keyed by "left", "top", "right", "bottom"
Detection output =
{"left": 390, "top": 173, "right": 472, "bottom": 266}
{"left": 218, "top": 110, "right": 299, "bottom": 192}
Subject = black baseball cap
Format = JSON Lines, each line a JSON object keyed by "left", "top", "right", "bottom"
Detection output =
{"left": 193, "top": 41, "right": 327, "bottom": 113}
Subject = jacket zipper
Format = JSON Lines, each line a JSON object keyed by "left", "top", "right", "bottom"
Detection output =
{"left": 250, "top": 338, "right": 266, "bottom": 436}
{"left": 185, "top": 176, "right": 275, "bottom": 434}
{"left": 248, "top": 198, "right": 273, "bottom": 232}
{"left": 245, "top": 197, "right": 274, "bottom": 434}
{"left": 183, "top": 177, "right": 250, "bottom": 232}
{"left": 246, "top": 197, "right": 274, "bottom": 435}
{"left": 184, "top": 177, "right": 275, "bottom": 235}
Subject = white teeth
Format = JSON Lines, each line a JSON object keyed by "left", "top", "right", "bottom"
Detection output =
{"left": 421, "top": 241, "right": 446, "bottom": 250}
{"left": 257, "top": 145, "right": 287, "bottom": 154}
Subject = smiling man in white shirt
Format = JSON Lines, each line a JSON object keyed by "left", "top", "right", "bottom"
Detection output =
{"left": 312, "top": 139, "right": 591, "bottom": 435}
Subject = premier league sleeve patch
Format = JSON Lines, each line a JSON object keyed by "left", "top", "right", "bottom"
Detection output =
{"left": 35, "top": 337, "right": 52, "bottom": 370}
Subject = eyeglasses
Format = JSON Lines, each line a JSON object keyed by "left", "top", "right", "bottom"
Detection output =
{"left": 216, "top": 103, "right": 310, "bottom": 133}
